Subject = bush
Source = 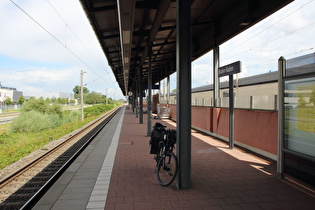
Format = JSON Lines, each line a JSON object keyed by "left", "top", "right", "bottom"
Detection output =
{"left": 9, "top": 100, "right": 116, "bottom": 135}
{"left": 21, "top": 97, "right": 63, "bottom": 117}
{"left": 48, "top": 103, "right": 63, "bottom": 117}
{"left": 62, "top": 110, "right": 81, "bottom": 123}
{"left": 22, "top": 97, "right": 49, "bottom": 113}
{"left": 10, "top": 109, "right": 82, "bottom": 133}
{"left": 0, "top": 104, "right": 116, "bottom": 169}
{"left": 10, "top": 110, "right": 62, "bottom": 133}
{"left": 84, "top": 104, "right": 114, "bottom": 117}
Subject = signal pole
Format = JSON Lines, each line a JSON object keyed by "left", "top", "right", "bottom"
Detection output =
{"left": 80, "top": 70, "right": 86, "bottom": 121}
{"left": 106, "top": 88, "right": 108, "bottom": 105}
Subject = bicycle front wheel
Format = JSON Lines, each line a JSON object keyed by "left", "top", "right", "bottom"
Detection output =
{"left": 156, "top": 152, "right": 178, "bottom": 186}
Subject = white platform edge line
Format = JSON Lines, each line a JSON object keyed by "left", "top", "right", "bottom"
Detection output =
{"left": 86, "top": 106, "right": 125, "bottom": 210}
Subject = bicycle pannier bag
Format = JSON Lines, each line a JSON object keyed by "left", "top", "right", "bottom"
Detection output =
{"left": 168, "top": 129, "right": 176, "bottom": 146}
{"left": 149, "top": 123, "right": 164, "bottom": 154}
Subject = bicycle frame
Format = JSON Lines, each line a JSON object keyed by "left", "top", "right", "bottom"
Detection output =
{"left": 154, "top": 128, "right": 178, "bottom": 186}
{"left": 156, "top": 131, "right": 174, "bottom": 163}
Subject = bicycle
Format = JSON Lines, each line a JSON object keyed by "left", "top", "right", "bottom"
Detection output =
{"left": 150, "top": 123, "right": 178, "bottom": 186}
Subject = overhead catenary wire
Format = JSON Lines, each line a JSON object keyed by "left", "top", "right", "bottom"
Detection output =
{"left": 222, "top": 19, "right": 315, "bottom": 69}
{"left": 46, "top": 0, "right": 117, "bottom": 85}
{"left": 190, "top": 0, "right": 315, "bottom": 87}
{"left": 220, "top": 0, "right": 315, "bottom": 72}
{"left": 47, "top": 0, "right": 115, "bottom": 83}
{"left": 224, "top": 0, "right": 314, "bottom": 56}
{"left": 10, "top": 0, "right": 314, "bottom": 94}
{"left": 46, "top": 1, "right": 110, "bottom": 72}
{"left": 10, "top": 0, "right": 115, "bottom": 88}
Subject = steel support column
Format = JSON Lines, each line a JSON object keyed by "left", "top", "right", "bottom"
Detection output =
{"left": 277, "top": 56, "right": 285, "bottom": 178}
{"left": 167, "top": 75, "right": 170, "bottom": 104}
{"left": 159, "top": 81, "right": 161, "bottom": 102}
{"left": 147, "top": 43, "right": 152, "bottom": 136}
{"left": 164, "top": 78, "right": 166, "bottom": 101}
{"left": 135, "top": 84, "right": 138, "bottom": 118}
{"left": 213, "top": 46, "right": 220, "bottom": 107}
{"left": 229, "top": 75, "right": 234, "bottom": 149}
{"left": 139, "top": 66, "right": 143, "bottom": 124}
{"left": 176, "top": 0, "right": 191, "bottom": 189}
{"left": 132, "top": 92, "right": 136, "bottom": 113}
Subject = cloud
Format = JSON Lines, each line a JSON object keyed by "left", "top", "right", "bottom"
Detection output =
{"left": 216, "top": 0, "right": 315, "bottom": 78}
{"left": 0, "top": 0, "right": 105, "bottom": 66}
{"left": 192, "top": 63, "right": 212, "bottom": 87}
{"left": 1, "top": 0, "right": 314, "bottom": 98}
{"left": 0, "top": 0, "right": 124, "bottom": 98}
{"left": 0, "top": 66, "right": 79, "bottom": 92}
{"left": 186, "top": 0, "right": 315, "bottom": 87}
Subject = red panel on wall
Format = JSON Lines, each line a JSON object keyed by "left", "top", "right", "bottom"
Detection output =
{"left": 168, "top": 105, "right": 277, "bottom": 156}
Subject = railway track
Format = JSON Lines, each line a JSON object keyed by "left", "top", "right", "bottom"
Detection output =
{"left": 0, "top": 106, "right": 121, "bottom": 209}
{"left": 0, "top": 112, "right": 19, "bottom": 124}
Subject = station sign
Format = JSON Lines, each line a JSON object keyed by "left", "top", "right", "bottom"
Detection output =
{"left": 219, "top": 61, "right": 241, "bottom": 77}
{"left": 218, "top": 60, "right": 241, "bottom": 150}
{"left": 143, "top": 84, "right": 160, "bottom": 90}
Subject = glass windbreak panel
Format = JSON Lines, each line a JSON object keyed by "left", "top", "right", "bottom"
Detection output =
{"left": 284, "top": 77, "right": 315, "bottom": 158}
{"left": 286, "top": 53, "right": 315, "bottom": 76}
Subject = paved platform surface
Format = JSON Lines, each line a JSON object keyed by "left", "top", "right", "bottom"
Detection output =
{"left": 34, "top": 105, "right": 315, "bottom": 209}
{"left": 105, "top": 106, "right": 315, "bottom": 210}
{"left": 33, "top": 107, "right": 125, "bottom": 210}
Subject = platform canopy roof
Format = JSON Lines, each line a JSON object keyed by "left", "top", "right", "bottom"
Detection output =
{"left": 79, "top": 0, "right": 293, "bottom": 95}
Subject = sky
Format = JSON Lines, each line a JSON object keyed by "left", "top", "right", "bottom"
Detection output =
{"left": 0, "top": 0, "right": 120, "bottom": 99}
{"left": 189, "top": 0, "right": 315, "bottom": 89}
{"left": 1, "top": 0, "right": 315, "bottom": 99}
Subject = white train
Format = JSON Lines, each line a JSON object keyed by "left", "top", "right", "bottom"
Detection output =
{"left": 163, "top": 71, "right": 283, "bottom": 110}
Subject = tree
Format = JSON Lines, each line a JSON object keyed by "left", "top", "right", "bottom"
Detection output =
{"left": 51, "top": 97, "right": 57, "bottom": 103}
{"left": 18, "top": 96, "right": 25, "bottom": 104}
{"left": 48, "top": 103, "right": 63, "bottom": 117}
{"left": 4, "top": 97, "right": 12, "bottom": 105}
{"left": 84, "top": 91, "right": 104, "bottom": 104}
{"left": 21, "top": 97, "right": 63, "bottom": 117}
{"left": 22, "top": 97, "right": 49, "bottom": 114}
{"left": 45, "top": 97, "right": 51, "bottom": 104}
{"left": 56, "top": 98, "right": 68, "bottom": 105}
{"left": 73, "top": 85, "right": 89, "bottom": 99}
{"left": 60, "top": 98, "right": 68, "bottom": 104}
{"left": 298, "top": 96, "right": 307, "bottom": 107}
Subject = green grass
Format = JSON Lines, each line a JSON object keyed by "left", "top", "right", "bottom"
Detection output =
{"left": 0, "top": 124, "right": 10, "bottom": 133}
{"left": 0, "top": 116, "right": 98, "bottom": 170}
{"left": 297, "top": 107, "right": 315, "bottom": 133}
{"left": 0, "top": 104, "right": 119, "bottom": 170}
{"left": 284, "top": 106, "right": 315, "bottom": 138}
{"left": 1, "top": 110, "right": 20, "bottom": 114}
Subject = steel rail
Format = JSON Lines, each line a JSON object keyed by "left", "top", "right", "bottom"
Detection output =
{"left": 0, "top": 107, "right": 118, "bottom": 187}
{"left": 0, "top": 106, "right": 121, "bottom": 209}
{"left": 20, "top": 106, "right": 121, "bottom": 209}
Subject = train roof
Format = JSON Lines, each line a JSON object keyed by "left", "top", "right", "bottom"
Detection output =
{"left": 191, "top": 71, "right": 278, "bottom": 93}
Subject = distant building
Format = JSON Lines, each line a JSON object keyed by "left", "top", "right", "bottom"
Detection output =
{"left": 23, "top": 91, "right": 75, "bottom": 101}
{"left": 0, "top": 82, "right": 22, "bottom": 104}
{"left": 0, "top": 81, "right": 74, "bottom": 104}
{"left": 13, "top": 90, "right": 23, "bottom": 103}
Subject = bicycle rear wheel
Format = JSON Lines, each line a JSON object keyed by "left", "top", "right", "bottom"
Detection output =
{"left": 156, "top": 152, "right": 178, "bottom": 186}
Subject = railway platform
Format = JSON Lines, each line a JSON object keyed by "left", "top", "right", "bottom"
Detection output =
{"left": 33, "top": 105, "right": 315, "bottom": 210}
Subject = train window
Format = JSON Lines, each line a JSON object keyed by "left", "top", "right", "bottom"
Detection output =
{"left": 284, "top": 77, "right": 315, "bottom": 158}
